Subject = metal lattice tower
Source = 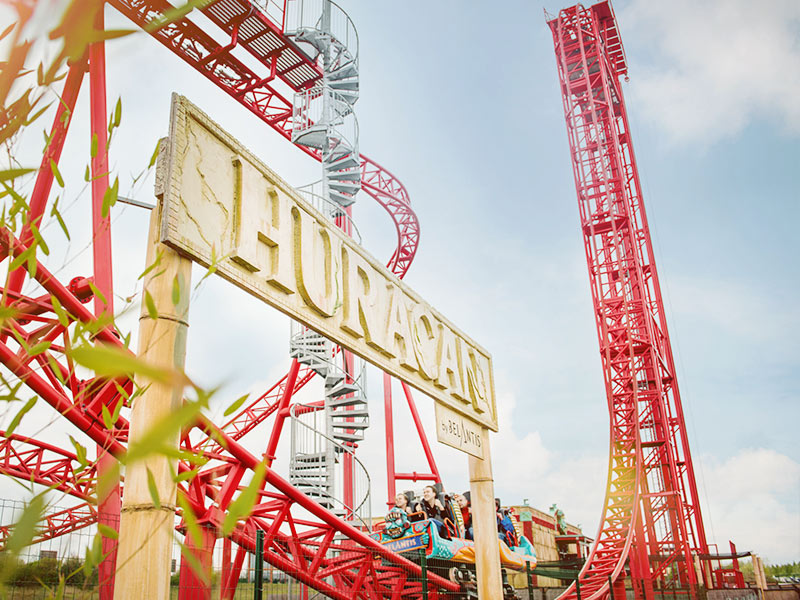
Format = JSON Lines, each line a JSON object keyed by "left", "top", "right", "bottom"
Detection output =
{"left": 547, "top": 2, "right": 709, "bottom": 599}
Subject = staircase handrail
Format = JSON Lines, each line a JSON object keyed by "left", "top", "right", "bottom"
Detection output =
{"left": 294, "top": 186, "right": 363, "bottom": 241}
{"left": 284, "top": 0, "right": 358, "bottom": 65}
{"left": 289, "top": 401, "right": 372, "bottom": 529}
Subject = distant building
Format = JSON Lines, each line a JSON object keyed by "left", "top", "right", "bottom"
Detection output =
{"left": 507, "top": 503, "right": 591, "bottom": 589}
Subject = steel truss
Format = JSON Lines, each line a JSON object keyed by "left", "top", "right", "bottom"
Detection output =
{"left": 0, "top": 1, "right": 449, "bottom": 599}
{"left": 547, "top": 2, "right": 708, "bottom": 600}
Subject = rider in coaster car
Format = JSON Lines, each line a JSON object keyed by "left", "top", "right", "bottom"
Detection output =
{"left": 495, "top": 498, "right": 517, "bottom": 545}
{"left": 414, "top": 485, "right": 451, "bottom": 540}
{"left": 394, "top": 492, "right": 413, "bottom": 515}
{"left": 456, "top": 491, "right": 473, "bottom": 540}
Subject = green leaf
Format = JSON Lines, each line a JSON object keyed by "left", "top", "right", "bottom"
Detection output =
{"left": 91, "top": 132, "right": 98, "bottom": 158}
{"left": 101, "top": 403, "right": 113, "bottom": 429}
{"left": 111, "top": 395, "right": 125, "bottom": 423}
{"left": 84, "top": 532, "right": 103, "bottom": 574}
{"left": 223, "top": 393, "right": 249, "bottom": 417}
{"left": 50, "top": 295, "right": 70, "bottom": 327}
{"left": 171, "top": 275, "right": 180, "bottom": 306}
{"left": 113, "top": 97, "right": 122, "bottom": 128}
{"left": 146, "top": 467, "right": 161, "bottom": 509}
{"left": 87, "top": 279, "right": 108, "bottom": 307}
{"left": 0, "top": 167, "right": 34, "bottom": 182}
{"left": 50, "top": 198, "right": 71, "bottom": 240}
{"left": 69, "top": 435, "right": 88, "bottom": 468}
{"left": 6, "top": 396, "right": 37, "bottom": 436}
{"left": 23, "top": 101, "right": 52, "bottom": 127}
{"left": 175, "top": 467, "right": 200, "bottom": 483}
{"left": 222, "top": 462, "right": 266, "bottom": 536}
{"left": 49, "top": 158, "right": 64, "bottom": 187}
{"left": 148, "top": 139, "right": 161, "bottom": 168}
{"left": 138, "top": 249, "right": 164, "bottom": 280}
{"left": 144, "top": 0, "right": 210, "bottom": 33}
{"left": 4, "top": 494, "right": 45, "bottom": 554}
{"left": 70, "top": 343, "right": 188, "bottom": 388}
{"left": 101, "top": 176, "right": 119, "bottom": 218}
{"left": 177, "top": 492, "right": 203, "bottom": 548}
{"left": 124, "top": 399, "right": 205, "bottom": 465}
{"left": 97, "top": 523, "right": 118, "bottom": 540}
{"left": 177, "top": 538, "right": 209, "bottom": 584}
{"left": 144, "top": 289, "right": 158, "bottom": 320}
{"left": 29, "top": 223, "right": 49, "bottom": 256}
{"left": 28, "top": 340, "right": 51, "bottom": 356}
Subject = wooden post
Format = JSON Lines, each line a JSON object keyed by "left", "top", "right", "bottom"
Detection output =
{"left": 113, "top": 205, "right": 192, "bottom": 600}
{"left": 468, "top": 429, "right": 503, "bottom": 600}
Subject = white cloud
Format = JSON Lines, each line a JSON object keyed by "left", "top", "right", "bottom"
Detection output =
{"left": 698, "top": 449, "right": 800, "bottom": 563}
{"left": 620, "top": 0, "right": 800, "bottom": 144}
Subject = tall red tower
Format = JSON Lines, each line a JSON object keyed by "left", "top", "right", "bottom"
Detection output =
{"left": 547, "top": 2, "right": 709, "bottom": 599}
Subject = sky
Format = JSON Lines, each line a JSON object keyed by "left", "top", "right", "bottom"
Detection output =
{"left": 1, "top": 0, "right": 798, "bottom": 565}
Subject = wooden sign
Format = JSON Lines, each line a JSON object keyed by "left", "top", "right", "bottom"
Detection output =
{"left": 157, "top": 95, "right": 498, "bottom": 431}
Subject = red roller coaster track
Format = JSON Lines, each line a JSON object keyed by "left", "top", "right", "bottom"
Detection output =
{"left": 0, "top": 1, "right": 452, "bottom": 599}
{"left": 547, "top": 2, "right": 709, "bottom": 599}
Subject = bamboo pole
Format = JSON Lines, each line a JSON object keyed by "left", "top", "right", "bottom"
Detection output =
{"left": 469, "top": 429, "right": 503, "bottom": 600}
{"left": 114, "top": 205, "right": 192, "bottom": 600}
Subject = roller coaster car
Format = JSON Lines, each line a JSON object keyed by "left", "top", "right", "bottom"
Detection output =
{"left": 371, "top": 506, "right": 536, "bottom": 599}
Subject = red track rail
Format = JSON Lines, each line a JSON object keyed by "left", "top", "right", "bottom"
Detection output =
{"left": 548, "top": 2, "right": 707, "bottom": 599}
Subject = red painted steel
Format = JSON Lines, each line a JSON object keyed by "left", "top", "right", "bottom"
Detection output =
{"left": 548, "top": 2, "right": 708, "bottom": 599}
{"left": 89, "top": 15, "right": 120, "bottom": 597}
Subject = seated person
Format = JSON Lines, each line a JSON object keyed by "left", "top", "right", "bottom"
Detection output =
{"left": 495, "top": 499, "right": 517, "bottom": 545}
{"left": 413, "top": 485, "right": 450, "bottom": 539}
{"left": 394, "top": 492, "right": 413, "bottom": 515}
{"left": 456, "top": 491, "right": 473, "bottom": 540}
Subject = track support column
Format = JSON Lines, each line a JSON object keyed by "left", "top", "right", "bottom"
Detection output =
{"left": 114, "top": 202, "right": 192, "bottom": 600}
{"left": 469, "top": 429, "right": 503, "bottom": 600}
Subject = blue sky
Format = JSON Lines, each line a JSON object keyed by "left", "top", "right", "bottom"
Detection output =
{"left": 1, "top": 0, "right": 798, "bottom": 565}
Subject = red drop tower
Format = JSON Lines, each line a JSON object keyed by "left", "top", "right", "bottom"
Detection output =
{"left": 547, "top": 2, "right": 709, "bottom": 599}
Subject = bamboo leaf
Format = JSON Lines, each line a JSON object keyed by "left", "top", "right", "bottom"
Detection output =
{"left": 69, "top": 435, "right": 88, "bottom": 467}
{"left": 113, "top": 97, "right": 122, "bottom": 128}
{"left": 138, "top": 249, "right": 164, "bottom": 280}
{"left": 101, "top": 403, "right": 113, "bottom": 429}
{"left": 171, "top": 275, "right": 180, "bottom": 306}
{"left": 177, "top": 538, "right": 209, "bottom": 584}
{"left": 101, "top": 176, "right": 119, "bottom": 218}
{"left": 0, "top": 22, "right": 15, "bottom": 43}
{"left": 49, "top": 158, "right": 64, "bottom": 187}
{"left": 222, "top": 462, "right": 266, "bottom": 536}
{"left": 148, "top": 139, "right": 161, "bottom": 168}
{"left": 4, "top": 494, "right": 45, "bottom": 554}
{"left": 29, "top": 223, "right": 49, "bottom": 255}
{"left": 146, "top": 467, "right": 161, "bottom": 509}
{"left": 0, "top": 167, "right": 34, "bottom": 182}
{"left": 144, "top": 289, "right": 158, "bottom": 320}
{"left": 50, "top": 295, "right": 70, "bottom": 327}
{"left": 223, "top": 393, "right": 249, "bottom": 417}
{"left": 70, "top": 343, "right": 189, "bottom": 388}
{"left": 177, "top": 492, "right": 203, "bottom": 548}
{"left": 91, "top": 132, "right": 98, "bottom": 158}
{"left": 87, "top": 279, "right": 107, "bottom": 307}
{"left": 6, "top": 396, "right": 37, "bottom": 436}
{"left": 28, "top": 340, "right": 51, "bottom": 356}
{"left": 50, "top": 198, "right": 71, "bottom": 240}
{"left": 98, "top": 523, "right": 118, "bottom": 540}
{"left": 124, "top": 399, "right": 205, "bottom": 465}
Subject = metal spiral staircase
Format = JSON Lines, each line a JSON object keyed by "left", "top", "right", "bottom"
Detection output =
{"left": 284, "top": 0, "right": 370, "bottom": 523}
{"left": 288, "top": 323, "right": 370, "bottom": 524}
{"left": 287, "top": 0, "right": 360, "bottom": 209}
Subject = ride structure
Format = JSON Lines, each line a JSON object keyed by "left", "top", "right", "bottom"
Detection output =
{"left": 547, "top": 2, "right": 709, "bottom": 599}
{"left": 0, "top": 0, "right": 460, "bottom": 598}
